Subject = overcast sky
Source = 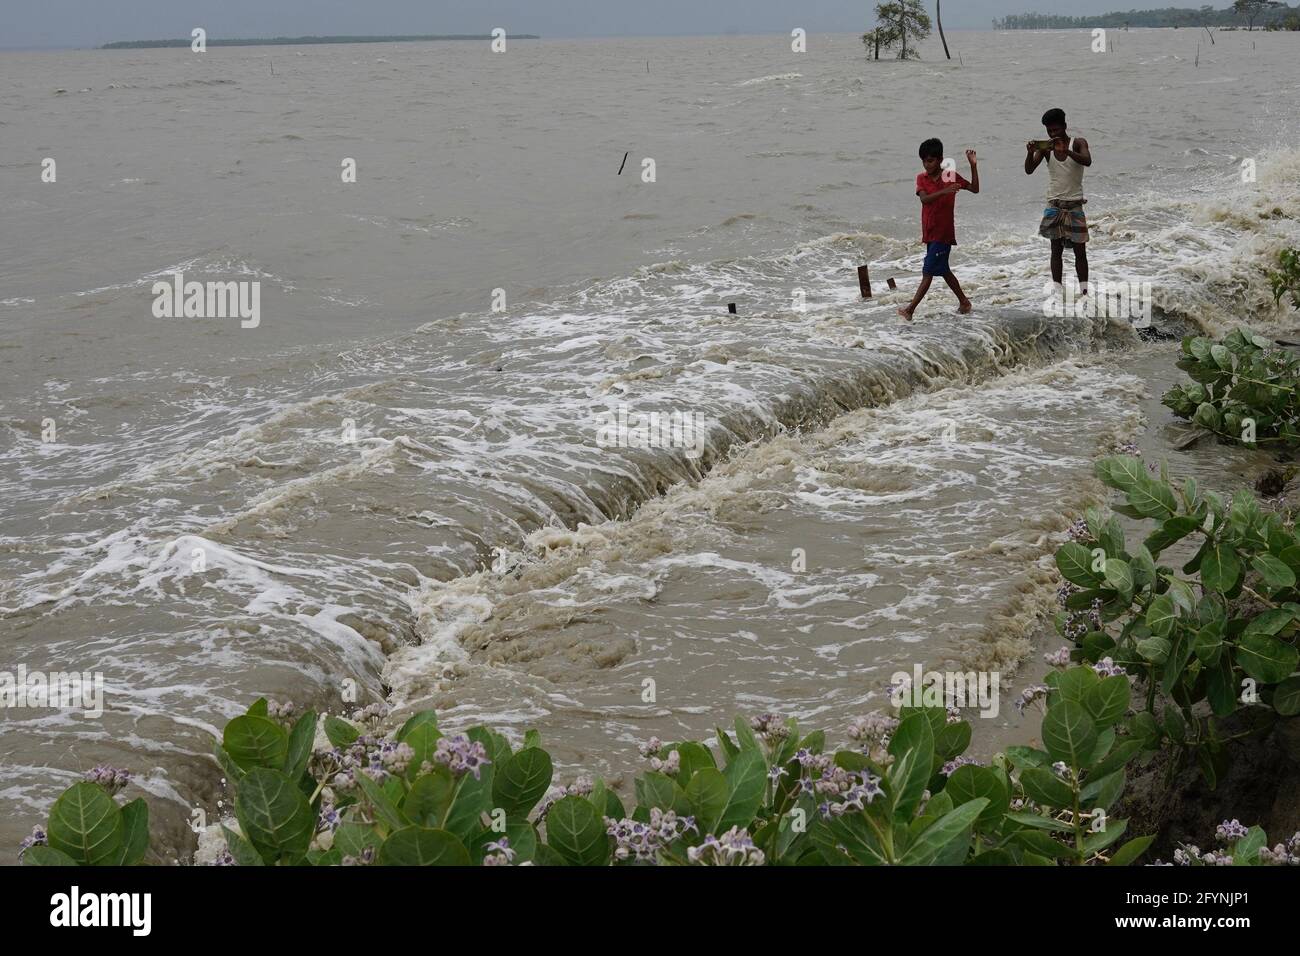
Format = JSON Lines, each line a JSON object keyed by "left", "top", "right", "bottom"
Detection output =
{"left": 0, "top": 1, "right": 1218, "bottom": 49}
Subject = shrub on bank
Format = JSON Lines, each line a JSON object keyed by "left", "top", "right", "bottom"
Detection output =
{"left": 22, "top": 663, "right": 1159, "bottom": 866}
{"left": 1054, "top": 458, "right": 1300, "bottom": 788}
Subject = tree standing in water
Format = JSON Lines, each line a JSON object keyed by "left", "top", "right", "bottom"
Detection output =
{"left": 876, "top": 0, "right": 933, "bottom": 60}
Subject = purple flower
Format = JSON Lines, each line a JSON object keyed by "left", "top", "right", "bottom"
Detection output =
{"left": 433, "top": 734, "right": 491, "bottom": 780}
{"left": 1215, "top": 819, "right": 1249, "bottom": 843}
{"left": 85, "top": 766, "right": 132, "bottom": 796}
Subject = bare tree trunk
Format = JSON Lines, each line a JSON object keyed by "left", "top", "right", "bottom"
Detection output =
{"left": 874, "top": 30, "right": 880, "bottom": 60}
{"left": 937, "top": 0, "right": 952, "bottom": 59}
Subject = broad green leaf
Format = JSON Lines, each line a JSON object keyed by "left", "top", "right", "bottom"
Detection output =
{"left": 943, "top": 766, "right": 1008, "bottom": 827}
{"left": 221, "top": 824, "right": 265, "bottom": 866}
{"left": 897, "top": 798, "right": 988, "bottom": 865}
{"left": 222, "top": 715, "right": 289, "bottom": 772}
{"left": 47, "top": 782, "right": 123, "bottom": 867}
{"left": 718, "top": 749, "right": 767, "bottom": 832}
{"left": 545, "top": 796, "right": 610, "bottom": 866}
{"left": 235, "top": 767, "right": 315, "bottom": 864}
{"left": 492, "top": 747, "right": 553, "bottom": 819}
{"left": 22, "top": 845, "right": 80, "bottom": 866}
{"left": 1041, "top": 700, "right": 1098, "bottom": 770}
{"left": 1107, "top": 835, "right": 1155, "bottom": 866}
{"left": 1236, "top": 633, "right": 1300, "bottom": 684}
{"left": 1019, "top": 768, "right": 1074, "bottom": 808}
{"left": 282, "top": 710, "right": 318, "bottom": 781}
{"left": 377, "top": 826, "right": 470, "bottom": 866}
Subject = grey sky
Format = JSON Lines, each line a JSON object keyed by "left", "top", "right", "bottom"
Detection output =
{"left": 0, "top": 1, "right": 1222, "bottom": 49}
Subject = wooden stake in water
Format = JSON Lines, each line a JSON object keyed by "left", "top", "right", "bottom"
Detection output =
{"left": 1195, "top": 42, "right": 1200, "bottom": 68}
{"left": 857, "top": 265, "right": 872, "bottom": 299}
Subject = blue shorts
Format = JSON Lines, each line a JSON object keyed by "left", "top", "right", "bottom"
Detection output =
{"left": 922, "top": 242, "right": 953, "bottom": 277}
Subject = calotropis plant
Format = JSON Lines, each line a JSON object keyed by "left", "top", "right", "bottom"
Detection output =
{"left": 20, "top": 666, "right": 1159, "bottom": 866}
{"left": 1054, "top": 456, "right": 1300, "bottom": 785}
{"left": 1162, "top": 327, "right": 1300, "bottom": 448}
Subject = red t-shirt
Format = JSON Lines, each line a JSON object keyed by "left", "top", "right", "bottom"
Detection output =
{"left": 916, "top": 171, "right": 970, "bottom": 245}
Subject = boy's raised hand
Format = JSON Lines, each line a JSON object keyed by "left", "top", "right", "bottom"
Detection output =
{"left": 966, "top": 149, "right": 978, "bottom": 166}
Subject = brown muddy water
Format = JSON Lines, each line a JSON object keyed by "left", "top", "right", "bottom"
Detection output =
{"left": 1, "top": 30, "right": 1299, "bottom": 859}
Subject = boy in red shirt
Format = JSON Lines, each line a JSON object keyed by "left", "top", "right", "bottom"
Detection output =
{"left": 898, "top": 138, "right": 979, "bottom": 320}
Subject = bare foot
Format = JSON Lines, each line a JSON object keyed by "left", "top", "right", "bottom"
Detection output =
{"left": 896, "top": 307, "right": 913, "bottom": 321}
{"left": 957, "top": 299, "right": 973, "bottom": 314}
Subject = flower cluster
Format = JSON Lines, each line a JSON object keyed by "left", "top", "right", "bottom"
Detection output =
{"left": 317, "top": 801, "right": 341, "bottom": 833}
{"left": 1215, "top": 818, "right": 1249, "bottom": 842}
{"left": 536, "top": 777, "right": 594, "bottom": 821}
{"left": 18, "top": 825, "right": 47, "bottom": 858}
{"left": 433, "top": 734, "right": 490, "bottom": 780}
{"left": 341, "top": 846, "right": 376, "bottom": 866}
{"left": 322, "top": 734, "right": 413, "bottom": 790}
{"left": 605, "top": 808, "right": 697, "bottom": 863}
{"left": 686, "top": 826, "right": 765, "bottom": 866}
{"left": 846, "top": 712, "right": 898, "bottom": 762}
{"left": 1092, "top": 657, "right": 1126, "bottom": 678}
{"left": 1043, "top": 646, "right": 1072, "bottom": 668}
{"left": 85, "top": 766, "right": 132, "bottom": 796}
{"left": 941, "top": 756, "right": 979, "bottom": 777}
{"left": 353, "top": 702, "right": 391, "bottom": 724}
{"left": 482, "top": 837, "right": 516, "bottom": 866}
{"left": 1066, "top": 518, "right": 1092, "bottom": 543}
{"left": 750, "top": 713, "right": 790, "bottom": 747}
{"left": 266, "top": 699, "right": 297, "bottom": 722}
{"left": 1014, "top": 684, "right": 1050, "bottom": 716}
{"left": 1063, "top": 598, "right": 1103, "bottom": 640}
{"left": 1056, "top": 580, "right": 1079, "bottom": 608}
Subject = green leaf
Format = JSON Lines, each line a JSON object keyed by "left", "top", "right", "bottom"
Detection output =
{"left": 1019, "top": 768, "right": 1074, "bottom": 808}
{"left": 943, "top": 766, "right": 1008, "bottom": 827}
{"left": 1003, "top": 746, "right": 1051, "bottom": 771}
{"left": 1107, "top": 835, "right": 1156, "bottom": 866}
{"left": 1004, "top": 811, "right": 1073, "bottom": 832}
{"left": 1272, "top": 676, "right": 1300, "bottom": 716}
{"left": 402, "top": 768, "right": 456, "bottom": 827}
{"left": 47, "top": 782, "right": 124, "bottom": 866}
{"left": 1253, "top": 554, "right": 1297, "bottom": 590}
{"left": 114, "top": 798, "right": 150, "bottom": 866}
{"left": 22, "top": 845, "right": 80, "bottom": 866}
{"left": 1144, "top": 516, "right": 1201, "bottom": 556}
{"left": 1200, "top": 542, "right": 1242, "bottom": 593}
{"left": 324, "top": 715, "right": 359, "bottom": 748}
{"left": 544, "top": 796, "right": 610, "bottom": 866}
{"left": 887, "top": 712, "right": 935, "bottom": 820}
{"left": 352, "top": 768, "right": 410, "bottom": 832}
{"left": 1145, "top": 593, "right": 1178, "bottom": 638}
{"left": 492, "top": 747, "right": 553, "bottom": 819}
{"left": 1057, "top": 542, "right": 1103, "bottom": 587}
{"left": 718, "top": 749, "right": 767, "bottom": 832}
{"left": 1082, "top": 818, "right": 1129, "bottom": 855}
{"left": 222, "top": 715, "right": 290, "bottom": 772}
{"left": 1080, "top": 769, "right": 1126, "bottom": 810}
{"left": 1233, "top": 826, "right": 1267, "bottom": 865}
{"left": 395, "top": 711, "right": 439, "bottom": 742}
{"left": 1127, "top": 477, "right": 1177, "bottom": 520}
{"left": 235, "top": 767, "right": 316, "bottom": 864}
{"left": 897, "top": 798, "right": 988, "bottom": 865}
{"left": 220, "top": 824, "right": 265, "bottom": 866}
{"left": 685, "top": 768, "right": 729, "bottom": 834}
{"left": 1012, "top": 829, "right": 1073, "bottom": 859}
{"left": 1095, "top": 456, "right": 1146, "bottom": 494}
{"left": 1041, "top": 700, "right": 1098, "bottom": 770}
{"left": 1103, "top": 559, "right": 1134, "bottom": 601}
{"left": 1083, "top": 676, "right": 1131, "bottom": 727}
{"left": 1236, "top": 632, "right": 1300, "bottom": 684}
{"left": 282, "top": 711, "right": 318, "bottom": 781}
{"left": 377, "top": 826, "right": 470, "bottom": 866}
{"left": 332, "top": 823, "right": 380, "bottom": 861}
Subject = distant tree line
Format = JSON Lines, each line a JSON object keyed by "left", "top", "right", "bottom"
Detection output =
{"left": 102, "top": 34, "right": 540, "bottom": 49}
{"left": 993, "top": 3, "right": 1300, "bottom": 30}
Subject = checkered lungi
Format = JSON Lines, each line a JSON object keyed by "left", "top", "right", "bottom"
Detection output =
{"left": 1039, "top": 198, "right": 1089, "bottom": 246}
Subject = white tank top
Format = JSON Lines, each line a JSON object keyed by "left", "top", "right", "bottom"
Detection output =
{"left": 1046, "top": 139, "right": 1086, "bottom": 202}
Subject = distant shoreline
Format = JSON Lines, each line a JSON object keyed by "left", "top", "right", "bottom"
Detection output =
{"left": 101, "top": 34, "right": 541, "bottom": 50}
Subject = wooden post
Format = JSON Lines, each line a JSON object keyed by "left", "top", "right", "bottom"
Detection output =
{"left": 937, "top": 0, "right": 952, "bottom": 60}
{"left": 727, "top": 303, "right": 737, "bottom": 314}
{"left": 857, "top": 266, "right": 872, "bottom": 299}
{"left": 887, "top": 277, "right": 898, "bottom": 290}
